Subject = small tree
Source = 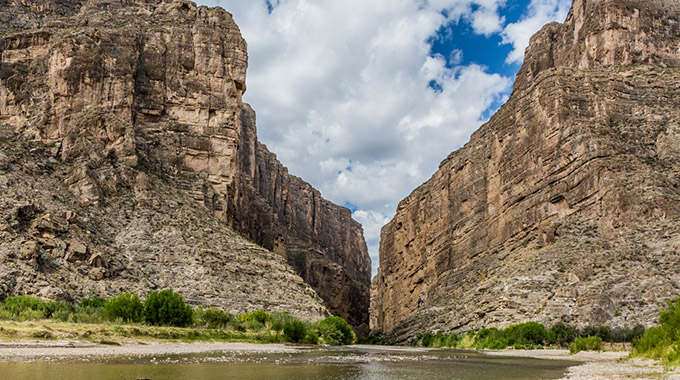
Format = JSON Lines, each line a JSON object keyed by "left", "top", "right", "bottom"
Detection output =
{"left": 196, "top": 308, "right": 238, "bottom": 329}
{"left": 317, "top": 316, "right": 356, "bottom": 345}
{"left": 104, "top": 293, "right": 144, "bottom": 323}
{"left": 548, "top": 322, "right": 577, "bottom": 346}
{"left": 144, "top": 289, "right": 194, "bottom": 327}
{"left": 283, "top": 320, "right": 308, "bottom": 343}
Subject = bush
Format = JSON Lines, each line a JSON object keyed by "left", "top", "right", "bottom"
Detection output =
{"left": 631, "top": 324, "right": 646, "bottom": 341}
{"left": 43, "top": 301, "right": 75, "bottom": 321}
{"left": 283, "top": 320, "right": 307, "bottom": 343}
{"left": 317, "top": 316, "right": 355, "bottom": 345}
{"left": 104, "top": 293, "right": 144, "bottom": 323}
{"left": 570, "top": 336, "right": 602, "bottom": 354}
{"left": 505, "top": 322, "right": 547, "bottom": 347}
{"left": 660, "top": 298, "right": 680, "bottom": 342}
{"left": 474, "top": 328, "right": 508, "bottom": 349}
{"left": 633, "top": 326, "right": 670, "bottom": 358}
{"left": 4, "top": 296, "right": 46, "bottom": 317}
{"left": 196, "top": 308, "right": 238, "bottom": 330}
{"left": 357, "top": 334, "right": 385, "bottom": 345}
{"left": 548, "top": 322, "right": 577, "bottom": 346}
{"left": 240, "top": 310, "right": 272, "bottom": 324}
{"left": 271, "top": 312, "right": 295, "bottom": 331}
{"left": 80, "top": 297, "right": 107, "bottom": 309}
{"left": 144, "top": 289, "right": 194, "bottom": 327}
{"left": 303, "top": 330, "right": 319, "bottom": 345}
{"left": 420, "top": 332, "right": 434, "bottom": 347}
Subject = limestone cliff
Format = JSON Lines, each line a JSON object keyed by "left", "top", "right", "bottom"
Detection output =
{"left": 372, "top": 0, "right": 680, "bottom": 342}
{"left": 0, "top": 0, "right": 370, "bottom": 325}
{"left": 231, "top": 105, "right": 371, "bottom": 329}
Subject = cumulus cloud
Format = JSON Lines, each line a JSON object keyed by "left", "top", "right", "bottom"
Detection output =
{"left": 501, "top": 0, "right": 571, "bottom": 63}
{"left": 196, "top": 0, "right": 570, "bottom": 275}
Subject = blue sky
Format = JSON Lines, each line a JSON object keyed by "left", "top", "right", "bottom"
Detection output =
{"left": 197, "top": 0, "right": 572, "bottom": 275}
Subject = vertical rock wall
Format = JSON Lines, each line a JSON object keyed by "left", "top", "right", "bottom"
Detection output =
{"left": 0, "top": 0, "right": 370, "bottom": 327}
{"left": 372, "top": 0, "right": 680, "bottom": 341}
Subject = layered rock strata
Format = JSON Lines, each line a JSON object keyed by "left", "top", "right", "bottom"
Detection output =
{"left": 0, "top": 0, "right": 370, "bottom": 324}
{"left": 372, "top": 0, "right": 680, "bottom": 342}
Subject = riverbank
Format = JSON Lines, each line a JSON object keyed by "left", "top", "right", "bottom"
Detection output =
{"left": 0, "top": 340, "right": 300, "bottom": 363}
{"left": 485, "top": 349, "right": 680, "bottom": 380}
{"left": 2, "top": 337, "right": 680, "bottom": 380}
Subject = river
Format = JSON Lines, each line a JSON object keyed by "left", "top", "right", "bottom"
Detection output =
{"left": 0, "top": 345, "right": 579, "bottom": 380}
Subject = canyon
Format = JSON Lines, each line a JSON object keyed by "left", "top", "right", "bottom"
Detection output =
{"left": 372, "top": 0, "right": 680, "bottom": 342}
{"left": 0, "top": 0, "right": 370, "bottom": 328}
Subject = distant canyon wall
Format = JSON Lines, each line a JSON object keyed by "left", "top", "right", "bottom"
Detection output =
{"left": 0, "top": 0, "right": 370, "bottom": 327}
{"left": 372, "top": 0, "right": 680, "bottom": 342}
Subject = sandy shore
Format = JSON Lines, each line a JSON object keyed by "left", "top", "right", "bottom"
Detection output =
{"left": 485, "top": 349, "right": 680, "bottom": 380}
{"left": 0, "top": 340, "right": 300, "bottom": 362}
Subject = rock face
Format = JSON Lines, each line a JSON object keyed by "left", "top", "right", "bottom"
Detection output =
{"left": 372, "top": 0, "right": 680, "bottom": 342}
{"left": 0, "top": 0, "right": 370, "bottom": 325}
{"left": 231, "top": 104, "right": 371, "bottom": 329}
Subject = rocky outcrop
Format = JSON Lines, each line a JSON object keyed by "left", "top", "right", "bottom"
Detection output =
{"left": 230, "top": 104, "right": 371, "bottom": 329}
{"left": 0, "top": 0, "right": 370, "bottom": 323}
{"left": 372, "top": 0, "right": 680, "bottom": 342}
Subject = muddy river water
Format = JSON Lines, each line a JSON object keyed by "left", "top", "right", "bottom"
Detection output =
{"left": 0, "top": 346, "right": 579, "bottom": 380}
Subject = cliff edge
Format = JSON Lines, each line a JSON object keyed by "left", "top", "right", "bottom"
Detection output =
{"left": 0, "top": 0, "right": 371, "bottom": 327}
{"left": 372, "top": 0, "right": 680, "bottom": 342}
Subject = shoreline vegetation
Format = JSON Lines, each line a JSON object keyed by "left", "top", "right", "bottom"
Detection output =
{"left": 3, "top": 291, "right": 680, "bottom": 380}
{"left": 409, "top": 321, "right": 644, "bottom": 354}
{"left": 0, "top": 290, "right": 355, "bottom": 346}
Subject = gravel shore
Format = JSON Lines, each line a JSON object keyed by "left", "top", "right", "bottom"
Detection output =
{"left": 485, "top": 349, "right": 680, "bottom": 380}
{"left": 0, "top": 340, "right": 299, "bottom": 362}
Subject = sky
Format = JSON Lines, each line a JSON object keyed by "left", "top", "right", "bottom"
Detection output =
{"left": 197, "top": 0, "right": 572, "bottom": 276}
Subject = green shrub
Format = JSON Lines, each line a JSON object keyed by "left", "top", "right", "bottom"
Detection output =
{"left": 4, "top": 296, "right": 46, "bottom": 316}
{"left": 43, "top": 301, "right": 75, "bottom": 321}
{"left": 506, "top": 322, "right": 547, "bottom": 347}
{"left": 633, "top": 326, "right": 670, "bottom": 358}
{"left": 660, "top": 298, "right": 680, "bottom": 342}
{"left": 104, "top": 293, "right": 144, "bottom": 323}
{"left": 569, "top": 336, "right": 602, "bottom": 354}
{"left": 283, "top": 320, "right": 307, "bottom": 343}
{"left": 80, "top": 297, "right": 107, "bottom": 309}
{"left": 474, "top": 328, "right": 508, "bottom": 349}
{"left": 631, "top": 324, "right": 646, "bottom": 341}
{"left": 420, "top": 332, "right": 434, "bottom": 347}
{"left": 196, "top": 308, "right": 237, "bottom": 329}
{"left": 144, "top": 289, "right": 193, "bottom": 327}
{"left": 303, "top": 330, "right": 319, "bottom": 345}
{"left": 548, "top": 322, "right": 577, "bottom": 346}
{"left": 357, "top": 334, "right": 385, "bottom": 345}
{"left": 240, "top": 310, "right": 272, "bottom": 324}
{"left": 317, "top": 316, "right": 355, "bottom": 345}
{"left": 271, "top": 312, "right": 295, "bottom": 331}
{"left": 445, "top": 332, "right": 461, "bottom": 347}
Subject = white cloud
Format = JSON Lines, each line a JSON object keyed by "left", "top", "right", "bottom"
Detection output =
{"left": 501, "top": 0, "right": 571, "bottom": 63}
{"left": 196, "top": 0, "right": 546, "bottom": 276}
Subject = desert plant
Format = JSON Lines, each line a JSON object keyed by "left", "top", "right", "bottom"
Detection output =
{"left": 3, "top": 296, "right": 46, "bottom": 317}
{"left": 569, "top": 336, "right": 602, "bottom": 354}
{"left": 548, "top": 322, "right": 578, "bottom": 346}
{"left": 80, "top": 297, "right": 107, "bottom": 309}
{"left": 104, "top": 292, "right": 144, "bottom": 323}
{"left": 196, "top": 308, "right": 237, "bottom": 329}
{"left": 144, "top": 289, "right": 193, "bottom": 327}
{"left": 317, "top": 316, "right": 356, "bottom": 345}
{"left": 283, "top": 320, "right": 307, "bottom": 343}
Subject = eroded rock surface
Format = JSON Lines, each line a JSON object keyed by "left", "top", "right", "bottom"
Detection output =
{"left": 0, "top": 0, "right": 370, "bottom": 324}
{"left": 372, "top": 0, "right": 680, "bottom": 342}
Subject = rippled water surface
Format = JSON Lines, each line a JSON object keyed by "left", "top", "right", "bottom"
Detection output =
{"left": 0, "top": 346, "right": 578, "bottom": 380}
